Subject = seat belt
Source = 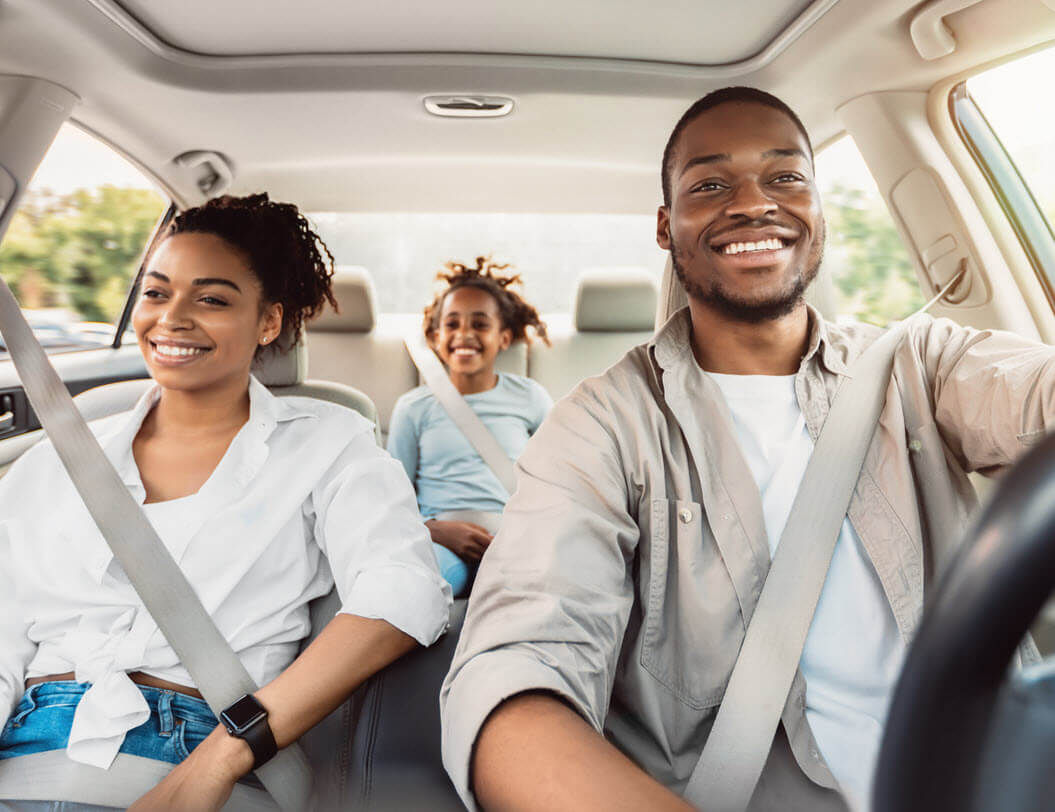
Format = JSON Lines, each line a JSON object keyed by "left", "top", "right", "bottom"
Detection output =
{"left": 404, "top": 335, "right": 517, "bottom": 495}
{"left": 683, "top": 267, "right": 968, "bottom": 812}
{"left": 0, "top": 275, "right": 313, "bottom": 811}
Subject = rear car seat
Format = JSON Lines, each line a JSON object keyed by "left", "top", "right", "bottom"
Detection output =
{"left": 528, "top": 267, "right": 657, "bottom": 401}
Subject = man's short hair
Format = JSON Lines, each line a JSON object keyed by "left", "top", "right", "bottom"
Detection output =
{"left": 661, "top": 86, "right": 814, "bottom": 207}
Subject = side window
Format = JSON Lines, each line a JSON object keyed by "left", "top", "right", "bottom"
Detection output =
{"left": 952, "top": 45, "right": 1055, "bottom": 306}
{"left": 0, "top": 124, "right": 168, "bottom": 356}
{"left": 815, "top": 136, "right": 923, "bottom": 325}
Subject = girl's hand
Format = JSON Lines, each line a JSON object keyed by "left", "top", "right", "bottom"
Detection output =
{"left": 129, "top": 725, "right": 253, "bottom": 812}
{"left": 426, "top": 519, "right": 493, "bottom": 561}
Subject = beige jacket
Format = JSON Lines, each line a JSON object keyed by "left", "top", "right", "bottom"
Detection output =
{"left": 440, "top": 306, "right": 1053, "bottom": 810}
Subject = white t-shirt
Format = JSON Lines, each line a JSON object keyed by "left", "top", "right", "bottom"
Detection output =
{"left": 707, "top": 371, "right": 906, "bottom": 812}
{"left": 0, "top": 376, "right": 452, "bottom": 769}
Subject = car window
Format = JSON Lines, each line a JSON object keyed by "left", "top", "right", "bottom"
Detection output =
{"left": 308, "top": 212, "right": 667, "bottom": 315}
{"left": 0, "top": 123, "right": 168, "bottom": 357}
{"left": 953, "top": 44, "right": 1055, "bottom": 305}
{"left": 815, "top": 135, "right": 924, "bottom": 326}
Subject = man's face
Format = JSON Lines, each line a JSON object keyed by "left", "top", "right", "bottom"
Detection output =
{"left": 657, "top": 101, "right": 825, "bottom": 323}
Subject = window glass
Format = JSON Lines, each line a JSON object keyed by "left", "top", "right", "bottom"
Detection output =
{"left": 967, "top": 46, "right": 1055, "bottom": 229}
{"left": 308, "top": 213, "right": 666, "bottom": 315}
{"left": 815, "top": 136, "right": 923, "bottom": 325}
{"left": 0, "top": 124, "right": 168, "bottom": 356}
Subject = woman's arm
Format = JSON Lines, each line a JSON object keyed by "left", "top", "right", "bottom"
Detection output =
{"left": 130, "top": 613, "right": 416, "bottom": 810}
{"left": 133, "top": 416, "right": 450, "bottom": 811}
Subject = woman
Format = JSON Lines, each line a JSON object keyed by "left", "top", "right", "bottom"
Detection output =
{"left": 387, "top": 257, "right": 552, "bottom": 596}
{"left": 0, "top": 194, "right": 451, "bottom": 809}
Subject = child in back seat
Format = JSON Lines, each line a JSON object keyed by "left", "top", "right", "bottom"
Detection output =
{"left": 387, "top": 257, "right": 553, "bottom": 596}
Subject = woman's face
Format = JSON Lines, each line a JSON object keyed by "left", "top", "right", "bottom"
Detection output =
{"left": 431, "top": 286, "right": 512, "bottom": 378}
{"left": 132, "top": 232, "right": 282, "bottom": 394}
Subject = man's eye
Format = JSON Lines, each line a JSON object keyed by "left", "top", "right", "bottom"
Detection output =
{"left": 773, "top": 172, "right": 805, "bottom": 183}
{"left": 690, "top": 180, "right": 725, "bottom": 193}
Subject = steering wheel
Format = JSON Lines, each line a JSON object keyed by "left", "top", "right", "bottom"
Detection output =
{"left": 873, "top": 432, "right": 1055, "bottom": 811}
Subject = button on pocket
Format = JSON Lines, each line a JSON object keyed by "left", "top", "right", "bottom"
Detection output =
{"left": 640, "top": 498, "right": 745, "bottom": 710}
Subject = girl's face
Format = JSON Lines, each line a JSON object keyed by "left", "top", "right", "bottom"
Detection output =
{"left": 431, "top": 286, "right": 512, "bottom": 379}
{"left": 132, "top": 232, "right": 282, "bottom": 394}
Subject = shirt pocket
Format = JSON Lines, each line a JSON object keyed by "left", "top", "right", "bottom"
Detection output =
{"left": 639, "top": 498, "right": 745, "bottom": 710}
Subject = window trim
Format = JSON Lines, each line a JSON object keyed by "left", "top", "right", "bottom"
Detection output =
{"left": 949, "top": 82, "right": 1055, "bottom": 312}
{"left": 113, "top": 202, "right": 177, "bottom": 348}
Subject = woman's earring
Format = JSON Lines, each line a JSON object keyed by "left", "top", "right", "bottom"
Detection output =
{"left": 261, "top": 336, "right": 271, "bottom": 344}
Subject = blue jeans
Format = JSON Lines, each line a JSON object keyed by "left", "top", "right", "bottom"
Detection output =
{"left": 0, "top": 681, "right": 216, "bottom": 765}
{"left": 433, "top": 543, "right": 477, "bottom": 597}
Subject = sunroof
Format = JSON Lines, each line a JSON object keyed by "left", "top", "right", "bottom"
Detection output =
{"left": 110, "top": 0, "right": 827, "bottom": 67}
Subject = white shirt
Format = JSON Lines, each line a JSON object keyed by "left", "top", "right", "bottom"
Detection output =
{"left": 708, "top": 371, "right": 906, "bottom": 812}
{"left": 0, "top": 376, "right": 452, "bottom": 769}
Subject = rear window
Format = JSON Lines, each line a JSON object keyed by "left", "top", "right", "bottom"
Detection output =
{"left": 307, "top": 213, "right": 666, "bottom": 315}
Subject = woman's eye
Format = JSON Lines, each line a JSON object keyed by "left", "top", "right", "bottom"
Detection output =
{"left": 141, "top": 288, "right": 165, "bottom": 299}
{"left": 200, "top": 295, "right": 229, "bottom": 306}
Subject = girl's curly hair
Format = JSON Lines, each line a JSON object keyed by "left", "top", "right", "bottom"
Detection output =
{"left": 163, "top": 193, "right": 337, "bottom": 346}
{"left": 423, "top": 256, "right": 549, "bottom": 346}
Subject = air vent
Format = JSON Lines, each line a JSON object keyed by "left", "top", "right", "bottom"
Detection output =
{"left": 423, "top": 95, "right": 514, "bottom": 118}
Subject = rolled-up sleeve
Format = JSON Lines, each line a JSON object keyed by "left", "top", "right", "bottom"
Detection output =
{"left": 910, "top": 316, "right": 1055, "bottom": 470}
{"left": 440, "top": 387, "right": 640, "bottom": 807}
{"left": 313, "top": 425, "right": 451, "bottom": 646}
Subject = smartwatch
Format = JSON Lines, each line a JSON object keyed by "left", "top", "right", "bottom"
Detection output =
{"left": 220, "top": 693, "right": 278, "bottom": 770}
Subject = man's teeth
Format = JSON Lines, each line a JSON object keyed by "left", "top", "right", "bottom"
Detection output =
{"left": 154, "top": 344, "right": 206, "bottom": 358}
{"left": 721, "top": 238, "right": 785, "bottom": 255}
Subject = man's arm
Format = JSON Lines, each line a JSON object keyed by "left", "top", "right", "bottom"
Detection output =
{"left": 913, "top": 316, "right": 1055, "bottom": 470}
{"left": 441, "top": 370, "right": 652, "bottom": 809}
{"left": 474, "top": 693, "right": 692, "bottom": 812}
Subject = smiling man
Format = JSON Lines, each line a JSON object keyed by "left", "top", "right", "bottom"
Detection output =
{"left": 440, "top": 87, "right": 1053, "bottom": 811}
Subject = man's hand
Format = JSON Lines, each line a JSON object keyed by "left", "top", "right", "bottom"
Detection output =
{"left": 128, "top": 726, "right": 252, "bottom": 812}
{"left": 426, "top": 519, "right": 492, "bottom": 561}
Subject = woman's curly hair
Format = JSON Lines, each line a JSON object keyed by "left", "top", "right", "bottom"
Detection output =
{"left": 423, "top": 256, "right": 549, "bottom": 346}
{"left": 162, "top": 193, "right": 337, "bottom": 347}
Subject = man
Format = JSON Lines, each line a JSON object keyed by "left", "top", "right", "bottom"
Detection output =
{"left": 440, "top": 87, "right": 1049, "bottom": 811}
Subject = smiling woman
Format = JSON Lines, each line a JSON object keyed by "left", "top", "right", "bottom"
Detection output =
{"left": 0, "top": 192, "right": 451, "bottom": 809}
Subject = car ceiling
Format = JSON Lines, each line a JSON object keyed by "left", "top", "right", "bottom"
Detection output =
{"left": 0, "top": 0, "right": 1053, "bottom": 214}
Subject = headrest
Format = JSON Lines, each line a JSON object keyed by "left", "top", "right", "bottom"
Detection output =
{"left": 251, "top": 327, "right": 308, "bottom": 386}
{"left": 573, "top": 267, "right": 658, "bottom": 332}
{"left": 308, "top": 266, "right": 376, "bottom": 333}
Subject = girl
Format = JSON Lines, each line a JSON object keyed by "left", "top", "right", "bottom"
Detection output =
{"left": 0, "top": 194, "right": 450, "bottom": 810}
{"left": 387, "top": 257, "right": 553, "bottom": 597}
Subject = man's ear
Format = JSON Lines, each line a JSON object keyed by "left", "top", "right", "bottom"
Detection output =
{"left": 656, "top": 206, "right": 672, "bottom": 251}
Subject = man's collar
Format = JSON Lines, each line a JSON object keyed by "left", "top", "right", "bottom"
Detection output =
{"left": 649, "top": 303, "right": 851, "bottom": 377}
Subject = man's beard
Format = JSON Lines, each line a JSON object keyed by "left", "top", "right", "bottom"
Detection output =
{"left": 671, "top": 227, "right": 824, "bottom": 324}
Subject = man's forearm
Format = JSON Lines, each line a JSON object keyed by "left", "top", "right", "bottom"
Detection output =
{"left": 473, "top": 692, "right": 693, "bottom": 811}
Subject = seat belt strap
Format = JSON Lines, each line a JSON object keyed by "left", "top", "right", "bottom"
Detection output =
{"left": 0, "top": 275, "right": 313, "bottom": 811}
{"left": 683, "top": 269, "right": 967, "bottom": 812}
{"left": 404, "top": 335, "right": 518, "bottom": 495}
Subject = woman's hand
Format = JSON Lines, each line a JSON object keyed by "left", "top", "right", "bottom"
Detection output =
{"left": 426, "top": 519, "right": 492, "bottom": 561}
{"left": 128, "top": 725, "right": 252, "bottom": 812}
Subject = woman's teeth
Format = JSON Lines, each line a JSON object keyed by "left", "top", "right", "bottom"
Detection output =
{"left": 154, "top": 344, "right": 206, "bottom": 358}
{"left": 722, "top": 238, "right": 785, "bottom": 255}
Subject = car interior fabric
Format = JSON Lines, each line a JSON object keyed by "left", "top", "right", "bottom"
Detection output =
{"left": 530, "top": 268, "right": 659, "bottom": 401}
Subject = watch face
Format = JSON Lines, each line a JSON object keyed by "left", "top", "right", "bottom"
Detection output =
{"left": 221, "top": 694, "right": 267, "bottom": 733}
